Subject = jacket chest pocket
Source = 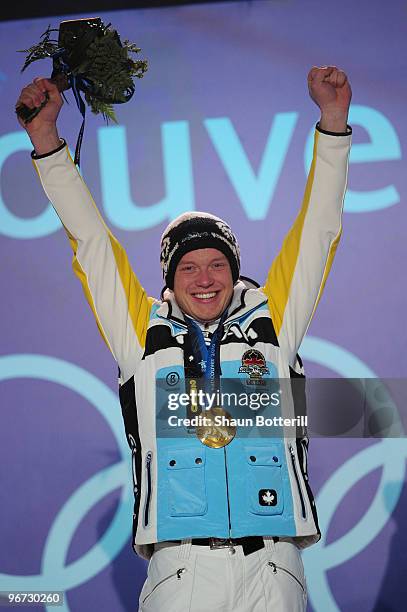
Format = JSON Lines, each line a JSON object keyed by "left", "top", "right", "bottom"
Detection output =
{"left": 244, "top": 445, "right": 284, "bottom": 515}
{"left": 167, "top": 447, "right": 207, "bottom": 517}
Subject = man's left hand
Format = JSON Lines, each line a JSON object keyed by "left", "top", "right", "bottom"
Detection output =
{"left": 307, "top": 65, "right": 352, "bottom": 133}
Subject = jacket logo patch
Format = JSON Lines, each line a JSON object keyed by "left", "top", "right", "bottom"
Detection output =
{"left": 259, "top": 489, "right": 277, "bottom": 506}
{"left": 166, "top": 371, "right": 180, "bottom": 386}
{"left": 239, "top": 349, "right": 269, "bottom": 380}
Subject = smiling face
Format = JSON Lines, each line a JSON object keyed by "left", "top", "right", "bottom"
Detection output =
{"left": 173, "top": 248, "right": 234, "bottom": 323}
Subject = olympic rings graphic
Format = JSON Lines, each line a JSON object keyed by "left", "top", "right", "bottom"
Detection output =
{"left": 301, "top": 337, "right": 407, "bottom": 612}
{"left": 0, "top": 354, "right": 133, "bottom": 612}
{"left": 0, "top": 342, "right": 405, "bottom": 612}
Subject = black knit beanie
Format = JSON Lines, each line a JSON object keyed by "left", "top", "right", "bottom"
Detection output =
{"left": 160, "top": 212, "right": 241, "bottom": 289}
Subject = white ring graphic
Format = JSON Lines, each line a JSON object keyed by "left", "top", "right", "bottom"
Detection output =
{"left": 301, "top": 337, "right": 406, "bottom": 612}
{"left": 0, "top": 354, "right": 133, "bottom": 612}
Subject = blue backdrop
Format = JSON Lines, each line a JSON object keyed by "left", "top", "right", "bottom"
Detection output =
{"left": 0, "top": 1, "right": 406, "bottom": 610}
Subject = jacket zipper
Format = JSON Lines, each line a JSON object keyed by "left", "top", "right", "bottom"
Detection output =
{"left": 144, "top": 451, "right": 152, "bottom": 527}
{"left": 142, "top": 568, "right": 187, "bottom": 604}
{"left": 128, "top": 435, "right": 138, "bottom": 496}
{"left": 223, "top": 448, "right": 232, "bottom": 537}
{"left": 161, "top": 297, "right": 267, "bottom": 537}
{"left": 289, "top": 445, "right": 307, "bottom": 519}
{"left": 267, "top": 562, "right": 305, "bottom": 594}
{"left": 300, "top": 438, "right": 309, "bottom": 480}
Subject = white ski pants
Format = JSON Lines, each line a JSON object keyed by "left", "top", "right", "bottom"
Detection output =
{"left": 138, "top": 538, "right": 307, "bottom": 611}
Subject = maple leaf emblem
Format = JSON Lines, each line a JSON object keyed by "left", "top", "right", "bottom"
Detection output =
{"left": 262, "top": 490, "right": 275, "bottom": 505}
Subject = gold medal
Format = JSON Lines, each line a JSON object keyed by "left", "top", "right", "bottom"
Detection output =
{"left": 196, "top": 407, "right": 236, "bottom": 448}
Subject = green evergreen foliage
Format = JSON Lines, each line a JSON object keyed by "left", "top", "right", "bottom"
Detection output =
{"left": 19, "top": 23, "right": 148, "bottom": 123}
{"left": 19, "top": 26, "right": 59, "bottom": 72}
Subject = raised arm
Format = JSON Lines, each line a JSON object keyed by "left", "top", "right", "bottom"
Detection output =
{"left": 262, "top": 66, "right": 352, "bottom": 365}
{"left": 16, "top": 78, "right": 154, "bottom": 383}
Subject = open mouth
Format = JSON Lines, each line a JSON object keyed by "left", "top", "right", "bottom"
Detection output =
{"left": 191, "top": 291, "right": 218, "bottom": 302}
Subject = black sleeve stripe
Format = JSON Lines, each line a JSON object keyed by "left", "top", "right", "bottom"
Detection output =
{"left": 316, "top": 122, "right": 352, "bottom": 137}
{"left": 31, "top": 138, "right": 67, "bottom": 159}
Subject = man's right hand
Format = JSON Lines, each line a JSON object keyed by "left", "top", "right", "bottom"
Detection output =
{"left": 16, "top": 77, "right": 63, "bottom": 155}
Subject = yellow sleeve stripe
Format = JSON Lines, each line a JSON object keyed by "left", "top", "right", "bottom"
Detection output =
{"left": 63, "top": 146, "right": 153, "bottom": 349}
{"left": 262, "top": 130, "right": 319, "bottom": 337}
{"left": 307, "top": 227, "right": 342, "bottom": 324}
{"left": 36, "top": 144, "right": 153, "bottom": 351}
{"left": 68, "top": 233, "right": 118, "bottom": 357}
{"left": 108, "top": 232, "right": 154, "bottom": 348}
{"left": 32, "top": 154, "right": 115, "bottom": 351}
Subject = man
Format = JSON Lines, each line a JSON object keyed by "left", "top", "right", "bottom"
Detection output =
{"left": 17, "top": 65, "right": 352, "bottom": 611}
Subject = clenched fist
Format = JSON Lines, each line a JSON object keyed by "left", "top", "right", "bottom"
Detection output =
{"left": 16, "top": 77, "right": 63, "bottom": 154}
{"left": 308, "top": 66, "right": 352, "bottom": 133}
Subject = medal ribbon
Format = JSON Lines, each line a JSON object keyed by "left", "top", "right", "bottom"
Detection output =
{"left": 185, "top": 312, "right": 237, "bottom": 447}
{"left": 51, "top": 46, "right": 135, "bottom": 166}
{"left": 185, "top": 311, "right": 227, "bottom": 383}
